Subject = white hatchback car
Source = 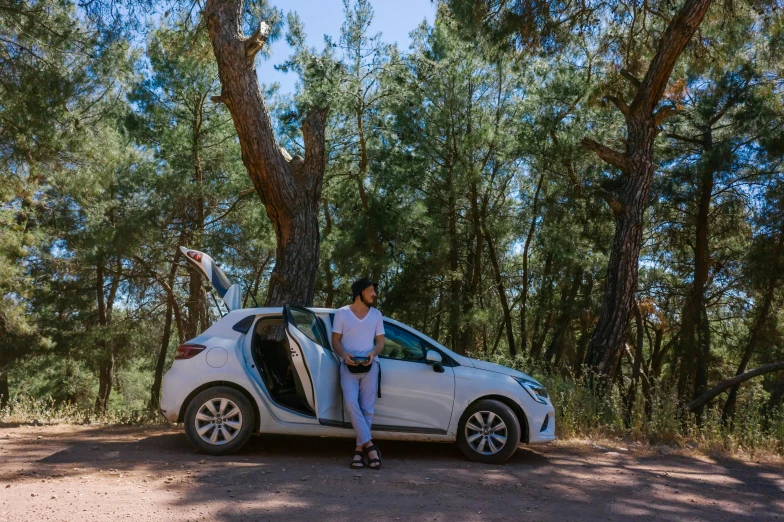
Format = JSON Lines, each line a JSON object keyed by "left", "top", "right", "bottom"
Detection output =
{"left": 161, "top": 248, "right": 555, "bottom": 464}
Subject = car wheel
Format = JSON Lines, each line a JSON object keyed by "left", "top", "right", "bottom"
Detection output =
{"left": 184, "top": 386, "right": 255, "bottom": 456}
{"left": 457, "top": 399, "right": 521, "bottom": 464}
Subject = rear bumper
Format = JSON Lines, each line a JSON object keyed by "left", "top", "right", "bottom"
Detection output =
{"left": 159, "top": 362, "right": 196, "bottom": 423}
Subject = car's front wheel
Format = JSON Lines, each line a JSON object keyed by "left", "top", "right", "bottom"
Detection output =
{"left": 457, "top": 399, "right": 521, "bottom": 464}
{"left": 184, "top": 387, "right": 255, "bottom": 456}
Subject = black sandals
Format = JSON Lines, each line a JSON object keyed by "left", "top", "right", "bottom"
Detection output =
{"left": 364, "top": 444, "right": 382, "bottom": 470}
{"left": 350, "top": 449, "right": 365, "bottom": 469}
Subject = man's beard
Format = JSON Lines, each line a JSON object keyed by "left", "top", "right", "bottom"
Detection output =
{"left": 360, "top": 294, "right": 377, "bottom": 308}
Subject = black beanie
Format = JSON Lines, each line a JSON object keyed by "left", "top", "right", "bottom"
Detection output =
{"left": 351, "top": 278, "right": 377, "bottom": 301}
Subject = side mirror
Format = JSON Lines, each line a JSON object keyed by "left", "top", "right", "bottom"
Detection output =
{"left": 426, "top": 350, "right": 445, "bottom": 373}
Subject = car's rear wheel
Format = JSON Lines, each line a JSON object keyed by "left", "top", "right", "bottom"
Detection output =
{"left": 457, "top": 399, "right": 521, "bottom": 464}
{"left": 184, "top": 387, "right": 254, "bottom": 456}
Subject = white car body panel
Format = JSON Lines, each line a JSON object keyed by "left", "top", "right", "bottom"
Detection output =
{"left": 161, "top": 306, "right": 556, "bottom": 446}
{"left": 372, "top": 359, "right": 455, "bottom": 432}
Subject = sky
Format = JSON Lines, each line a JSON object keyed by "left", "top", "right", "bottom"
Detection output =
{"left": 257, "top": 0, "right": 437, "bottom": 94}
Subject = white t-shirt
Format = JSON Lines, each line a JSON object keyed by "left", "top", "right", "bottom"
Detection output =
{"left": 332, "top": 305, "right": 385, "bottom": 358}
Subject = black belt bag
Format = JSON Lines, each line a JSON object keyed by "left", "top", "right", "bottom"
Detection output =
{"left": 343, "top": 360, "right": 381, "bottom": 398}
{"left": 347, "top": 362, "right": 371, "bottom": 374}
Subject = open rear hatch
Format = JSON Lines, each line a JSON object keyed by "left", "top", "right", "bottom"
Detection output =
{"left": 180, "top": 246, "right": 242, "bottom": 311}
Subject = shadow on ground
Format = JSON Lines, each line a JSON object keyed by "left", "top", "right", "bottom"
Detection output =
{"left": 2, "top": 425, "right": 783, "bottom": 521}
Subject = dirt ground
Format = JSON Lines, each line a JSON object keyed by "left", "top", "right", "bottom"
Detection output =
{"left": 0, "top": 424, "right": 782, "bottom": 521}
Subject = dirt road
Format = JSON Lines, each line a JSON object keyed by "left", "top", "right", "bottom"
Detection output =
{"left": 0, "top": 424, "right": 782, "bottom": 521}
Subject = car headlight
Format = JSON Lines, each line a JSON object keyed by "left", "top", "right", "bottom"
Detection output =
{"left": 514, "top": 377, "right": 549, "bottom": 404}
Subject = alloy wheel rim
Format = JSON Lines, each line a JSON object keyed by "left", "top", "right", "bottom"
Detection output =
{"left": 195, "top": 398, "right": 242, "bottom": 445}
{"left": 465, "top": 411, "right": 507, "bottom": 455}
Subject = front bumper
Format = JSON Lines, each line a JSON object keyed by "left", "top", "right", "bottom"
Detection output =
{"left": 526, "top": 401, "right": 556, "bottom": 444}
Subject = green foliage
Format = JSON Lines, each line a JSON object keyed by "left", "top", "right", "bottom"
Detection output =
{"left": 1, "top": 0, "right": 784, "bottom": 458}
{"left": 480, "top": 352, "right": 784, "bottom": 455}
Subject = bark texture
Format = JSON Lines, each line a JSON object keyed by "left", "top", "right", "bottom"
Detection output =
{"left": 583, "top": 0, "right": 713, "bottom": 382}
{"left": 205, "top": 0, "right": 329, "bottom": 307}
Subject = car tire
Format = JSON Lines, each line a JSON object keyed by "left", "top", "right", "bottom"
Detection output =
{"left": 457, "top": 399, "right": 521, "bottom": 464}
{"left": 184, "top": 386, "right": 255, "bottom": 456}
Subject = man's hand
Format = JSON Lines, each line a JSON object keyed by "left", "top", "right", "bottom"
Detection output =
{"left": 343, "top": 354, "right": 358, "bottom": 366}
{"left": 362, "top": 357, "right": 373, "bottom": 366}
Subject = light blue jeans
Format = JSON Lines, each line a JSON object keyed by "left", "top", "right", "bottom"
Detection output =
{"left": 340, "top": 361, "right": 379, "bottom": 445}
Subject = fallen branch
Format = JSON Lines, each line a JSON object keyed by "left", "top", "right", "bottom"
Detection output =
{"left": 686, "top": 360, "right": 784, "bottom": 412}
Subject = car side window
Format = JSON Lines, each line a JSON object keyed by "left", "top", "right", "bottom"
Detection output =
{"left": 380, "top": 322, "right": 426, "bottom": 362}
{"left": 289, "top": 308, "right": 330, "bottom": 348}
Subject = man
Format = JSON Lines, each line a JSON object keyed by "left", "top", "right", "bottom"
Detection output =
{"left": 331, "top": 278, "right": 385, "bottom": 470}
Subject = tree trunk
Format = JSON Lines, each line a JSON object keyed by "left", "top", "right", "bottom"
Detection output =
{"left": 573, "top": 272, "right": 594, "bottom": 376}
{"left": 530, "top": 252, "right": 554, "bottom": 359}
{"left": 150, "top": 302, "right": 173, "bottom": 412}
{"left": 94, "top": 256, "right": 121, "bottom": 416}
{"left": 650, "top": 329, "right": 668, "bottom": 380}
{"left": 722, "top": 229, "right": 783, "bottom": 422}
{"left": 94, "top": 259, "right": 111, "bottom": 415}
{"left": 520, "top": 172, "right": 544, "bottom": 354}
{"left": 185, "top": 263, "right": 202, "bottom": 340}
{"left": 446, "top": 165, "right": 462, "bottom": 354}
{"left": 205, "top": 0, "right": 328, "bottom": 307}
{"left": 544, "top": 266, "right": 583, "bottom": 367}
{"left": 356, "top": 108, "right": 384, "bottom": 283}
{"left": 624, "top": 300, "right": 646, "bottom": 425}
{"left": 677, "top": 135, "right": 715, "bottom": 410}
{"left": 0, "top": 338, "right": 8, "bottom": 409}
{"left": 149, "top": 250, "right": 182, "bottom": 411}
{"left": 484, "top": 223, "right": 516, "bottom": 357}
{"left": 459, "top": 179, "right": 485, "bottom": 353}
{"left": 583, "top": 0, "right": 713, "bottom": 386}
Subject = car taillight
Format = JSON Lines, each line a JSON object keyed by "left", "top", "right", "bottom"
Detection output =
{"left": 175, "top": 344, "right": 206, "bottom": 360}
{"left": 186, "top": 250, "right": 202, "bottom": 262}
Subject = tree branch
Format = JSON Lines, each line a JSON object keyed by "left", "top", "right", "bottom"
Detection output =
{"left": 245, "top": 20, "right": 271, "bottom": 60}
{"left": 686, "top": 360, "right": 784, "bottom": 412}
{"left": 133, "top": 255, "right": 185, "bottom": 342}
{"left": 620, "top": 68, "right": 641, "bottom": 89}
{"left": 204, "top": 188, "right": 255, "bottom": 226}
{"left": 591, "top": 183, "right": 624, "bottom": 214}
{"left": 581, "top": 138, "right": 630, "bottom": 172}
{"left": 605, "top": 95, "right": 630, "bottom": 118}
{"left": 665, "top": 132, "right": 705, "bottom": 146}
{"left": 631, "top": 0, "right": 713, "bottom": 114}
{"left": 654, "top": 105, "right": 679, "bottom": 126}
